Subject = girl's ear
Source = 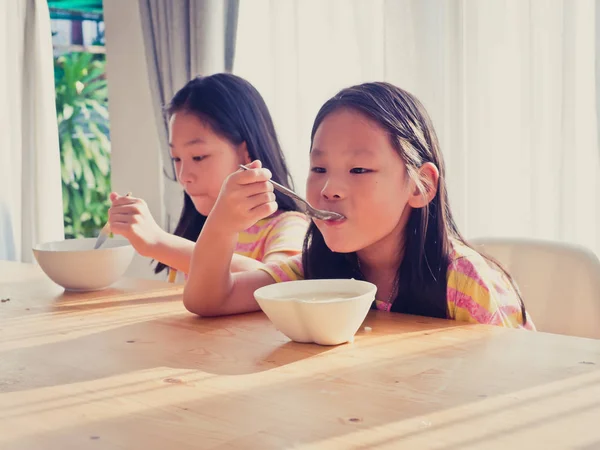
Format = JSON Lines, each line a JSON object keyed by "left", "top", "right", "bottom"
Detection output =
{"left": 407, "top": 162, "right": 440, "bottom": 208}
{"left": 238, "top": 142, "right": 252, "bottom": 165}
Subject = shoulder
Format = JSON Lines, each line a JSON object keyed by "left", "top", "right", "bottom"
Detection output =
{"left": 447, "top": 240, "right": 534, "bottom": 329}
{"left": 248, "top": 211, "right": 308, "bottom": 233}
{"left": 261, "top": 211, "right": 309, "bottom": 248}
{"left": 258, "top": 253, "right": 305, "bottom": 283}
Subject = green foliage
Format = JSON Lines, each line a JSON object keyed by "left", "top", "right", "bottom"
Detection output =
{"left": 54, "top": 52, "right": 111, "bottom": 239}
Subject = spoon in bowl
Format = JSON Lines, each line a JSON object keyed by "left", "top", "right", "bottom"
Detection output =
{"left": 93, "top": 192, "right": 131, "bottom": 249}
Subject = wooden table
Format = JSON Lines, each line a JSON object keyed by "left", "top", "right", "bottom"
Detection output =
{"left": 1, "top": 261, "right": 599, "bottom": 449}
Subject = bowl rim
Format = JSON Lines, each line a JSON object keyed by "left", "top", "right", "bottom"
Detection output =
{"left": 254, "top": 278, "right": 377, "bottom": 304}
{"left": 32, "top": 237, "right": 133, "bottom": 253}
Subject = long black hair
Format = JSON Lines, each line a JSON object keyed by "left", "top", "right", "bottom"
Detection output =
{"left": 155, "top": 73, "right": 300, "bottom": 274}
{"left": 302, "top": 82, "right": 526, "bottom": 324}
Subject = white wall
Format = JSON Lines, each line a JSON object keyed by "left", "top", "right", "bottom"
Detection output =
{"left": 103, "top": 0, "right": 166, "bottom": 280}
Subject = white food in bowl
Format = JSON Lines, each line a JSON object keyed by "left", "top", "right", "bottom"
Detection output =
{"left": 254, "top": 279, "right": 377, "bottom": 346}
{"left": 32, "top": 237, "right": 135, "bottom": 291}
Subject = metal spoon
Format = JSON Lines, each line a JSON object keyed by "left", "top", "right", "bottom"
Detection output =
{"left": 238, "top": 165, "right": 345, "bottom": 221}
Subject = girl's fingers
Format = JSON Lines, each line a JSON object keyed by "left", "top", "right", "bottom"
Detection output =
{"left": 109, "top": 204, "right": 142, "bottom": 216}
{"left": 248, "top": 192, "right": 276, "bottom": 205}
{"left": 109, "top": 213, "right": 136, "bottom": 224}
{"left": 243, "top": 160, "right": 262, "bottom": 170}
{"left": 235, "top": 167, "right": 272, "bottom": 185}
{"left": 237, "top": 180, "right": 273, "bottom": 198}
{"left": 110, "top": 192, "right": 137, "bottom": 206}
{"left": 249, "top": 201, "right": 278, "bottom": 218}
{"left": 112, "top": 198, "right": 139, "bottom": 207}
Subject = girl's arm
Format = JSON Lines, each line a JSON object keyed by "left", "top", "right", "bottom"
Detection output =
{"left": 148, "top": 234, "right": 293, "bottom": 275}
{"left": 183, "top": 161, "right": 278, "bottom": 316}
{"left": 183, "top": 214, "right": 275, "bottom": 316}
{"left": 110, "top": 193, "right": 270, "bottom": 275}
{"left": 109, "top": 193, "right": 193, "bottom": 273}
{"left": 231, "top": 253, "right": 268, "bottom": 272}
{"left": 150, "top": 240, "right": 267, "bottom": 275}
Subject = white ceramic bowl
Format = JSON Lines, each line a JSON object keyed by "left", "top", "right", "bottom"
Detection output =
{"left": 32, "top": 237, "right": 135, "bottom": 291}
{"left": 254, "top": 279, "right": 377, "bottom": 346}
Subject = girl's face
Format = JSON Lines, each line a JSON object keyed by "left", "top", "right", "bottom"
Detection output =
{"left": 169, "top": 112, "right": 250, "bottom": 216}
{"left": 306, "top": 109, "right": 414, "bottom": 256}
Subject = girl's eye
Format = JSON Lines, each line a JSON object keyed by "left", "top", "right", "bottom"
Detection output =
{"left": 192, "top": 156, "right": 206, "bottom": 162}
{"left": 311, "top": 167, "right": 326, "bottom": 174}
{"left": 171, "top": 157, "right": 181, "bottom": 163}
{"left": 350, "top": 167, "right": 371, "bottom": 174}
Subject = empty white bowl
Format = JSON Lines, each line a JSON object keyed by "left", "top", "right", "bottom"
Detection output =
{"left": 32, "top": 237, "right": 135, "bottom": 291}
{"left": 254, "top": 279, "right": 377, "bottom": 346}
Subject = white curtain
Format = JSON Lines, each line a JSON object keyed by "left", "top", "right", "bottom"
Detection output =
{"left": 139, "top": 0, "right": 239, "bottom": 233}
{"left": 0, "top": 0, "right": 63, "bottom": 262}
{"left": 233, "top": 0, "right": 600, "bottom": 256}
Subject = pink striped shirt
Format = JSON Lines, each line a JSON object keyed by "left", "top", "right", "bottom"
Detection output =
{"left": 259, "top": 241, "right": 535, "bottom": 330}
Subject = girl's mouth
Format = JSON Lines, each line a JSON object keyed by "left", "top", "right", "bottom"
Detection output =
{"left": 323, "top": 217, "right": 347, "bottom": 226}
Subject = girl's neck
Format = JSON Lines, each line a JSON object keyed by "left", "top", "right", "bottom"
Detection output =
{"left": 357, "top": 243, "right": 403, "bottom": 275}
{"left": 356, "top": 229, "right": 405, "bottom": 300}
{"left": 357, "top": 244, "right": 403, "bottom": 303}
{"left": 356, "top": 208, "right": 409, "bottom": 275}
{"left": 355, "top": 211, "right": 410, "bottom": 302}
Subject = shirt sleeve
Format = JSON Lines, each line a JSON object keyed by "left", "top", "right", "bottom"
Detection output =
{"left": 262, "top": 212, "right": 309, "bottom": 258}
{"left": 446, "top": 256, "right": 535, "bottom": 330}
{"left": 258, "top": 253, "right": 305, "bottom": 283}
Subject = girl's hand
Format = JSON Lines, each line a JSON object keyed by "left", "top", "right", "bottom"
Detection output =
{"left": 209, "top": 160, "right": 277, "bottom": 234}
{"left": 108, "top": 193, "right": 166, "bottom": 257}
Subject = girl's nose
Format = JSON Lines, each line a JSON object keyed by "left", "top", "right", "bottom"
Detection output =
{"left": 177, "top": 163, "right": 195, "bottom": 184}
{"left": 321, "top": 177, "right": 345, "bottom": 200}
